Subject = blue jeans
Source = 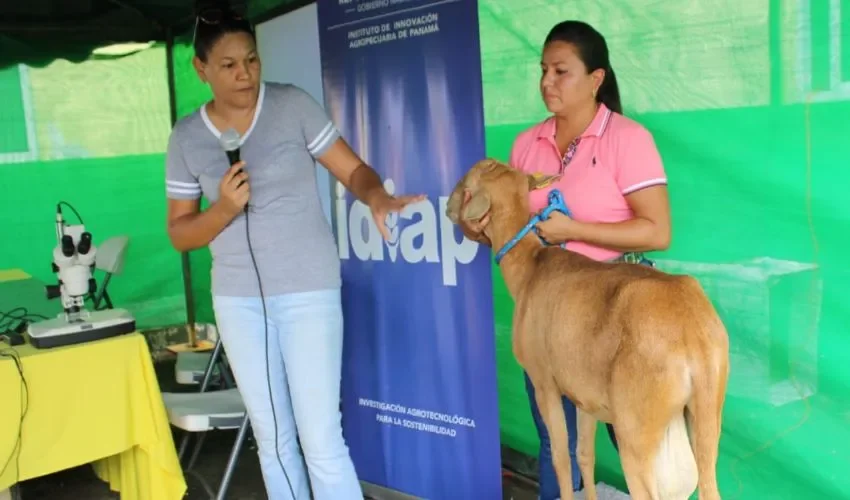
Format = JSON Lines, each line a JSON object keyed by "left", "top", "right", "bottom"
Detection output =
{"left": 213, "top": 288, "right": 362, "bottom": 500}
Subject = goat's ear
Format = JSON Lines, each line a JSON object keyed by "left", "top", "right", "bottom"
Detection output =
{"left": 462, "top": 191, "right": 491, "bottom": 221}
{"left": 446, "top": 182, "right": 465, "bottom": 224}
{"left": 527, "top": 173, "right": 559, "bottom": 191}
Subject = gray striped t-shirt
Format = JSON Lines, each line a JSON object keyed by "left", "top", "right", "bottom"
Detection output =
{"left": 165, "top": 81, "right": 342, "bottom": 297}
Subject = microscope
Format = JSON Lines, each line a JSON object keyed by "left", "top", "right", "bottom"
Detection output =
{"left": 26, "top": 204, "right": 136, "bottom": 349}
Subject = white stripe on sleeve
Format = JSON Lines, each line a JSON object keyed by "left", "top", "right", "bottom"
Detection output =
{"left": 622, "top": 177, "right": 667, "bottom": 195}
{"left": 166, "top": 179, "right": 201, "bottom": 197}
{"left": 307, "top": 122, "right": 336, "bottom": 155}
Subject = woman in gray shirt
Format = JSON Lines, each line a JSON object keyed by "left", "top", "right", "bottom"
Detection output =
{"left": 164, "top": 5, "right": 423, "bottom": 499}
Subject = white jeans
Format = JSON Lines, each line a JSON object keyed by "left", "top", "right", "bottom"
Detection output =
{"left": 213, "top": 288, "right": 362, "bottom": 500}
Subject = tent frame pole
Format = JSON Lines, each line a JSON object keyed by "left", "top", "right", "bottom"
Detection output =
{"left": 165, "top": 27, "right": 197, "bottom": 346}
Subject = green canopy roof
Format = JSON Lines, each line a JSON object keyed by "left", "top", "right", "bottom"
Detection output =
{"left": 0, "top": 0, "right": 309, "bottom": 69}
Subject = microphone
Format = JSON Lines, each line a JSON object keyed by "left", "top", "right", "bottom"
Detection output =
{"left": 219, "top": 128, "right": 248, "bottom": 211}
{"left": 220, "top": 128, "right": 241, "bottom": 167}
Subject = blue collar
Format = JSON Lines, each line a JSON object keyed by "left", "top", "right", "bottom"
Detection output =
{"left": 493, "top": 189, "right": 571, "bottom": 264}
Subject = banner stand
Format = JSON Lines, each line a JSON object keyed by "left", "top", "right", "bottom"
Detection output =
{"left": 318, "top": 0, "right": 503, "bottom": 498}
{"left": 361, "top": 481, "right": 423, "bottom": 500}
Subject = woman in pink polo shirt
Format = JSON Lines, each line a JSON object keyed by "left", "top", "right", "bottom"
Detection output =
{"left": 461, "top": 20, "right": 671, "bottom": 499}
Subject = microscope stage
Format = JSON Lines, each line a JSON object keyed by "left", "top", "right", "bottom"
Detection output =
{"left": 27, "top": 308, "right": 136, "bottom": 349}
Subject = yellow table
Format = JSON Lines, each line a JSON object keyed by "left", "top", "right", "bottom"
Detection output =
{"left": 0, "top": 270, "right": 186, "bottom": 499}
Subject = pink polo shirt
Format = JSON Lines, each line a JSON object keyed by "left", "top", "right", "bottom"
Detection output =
{"left": 509, "top": 104, "right": 667, "bottom": 262}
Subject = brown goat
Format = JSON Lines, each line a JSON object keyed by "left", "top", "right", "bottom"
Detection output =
{"left": 446, "top": 159, "right": 729, "bottom": 500}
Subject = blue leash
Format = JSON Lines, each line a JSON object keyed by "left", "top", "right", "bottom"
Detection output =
{"left": 493, "top": 189, "right": 572, "bottom": 264}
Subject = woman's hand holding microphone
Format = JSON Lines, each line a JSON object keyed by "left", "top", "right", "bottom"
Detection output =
{"left": 217, "top": 161, "right": 251, "bottom": 218}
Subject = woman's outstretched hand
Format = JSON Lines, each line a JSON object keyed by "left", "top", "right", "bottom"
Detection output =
{"left": 367, "top": 190, "right": 427, "bottom": 241}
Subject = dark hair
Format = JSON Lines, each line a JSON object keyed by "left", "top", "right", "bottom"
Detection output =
{"left": 544, "top": 21, "right": 622, "bottom": 114}
{"left": 193, "top": 1, "right": 256, "bottom": 62}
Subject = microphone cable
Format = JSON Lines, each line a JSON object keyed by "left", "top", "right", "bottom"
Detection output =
{"left": 221, "top": 125, "right": 298, "bottom": 498}
{"left": 244, "top": 204, "right": 298, "bottom": 499}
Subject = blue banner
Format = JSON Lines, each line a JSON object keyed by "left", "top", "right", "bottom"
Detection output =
{"left": 317, "top": 0, "right": 501, "bottom": 498}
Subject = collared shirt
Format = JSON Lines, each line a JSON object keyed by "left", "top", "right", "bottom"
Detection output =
{"left": 509, "top": 104, "right": 667, "bottom": 261}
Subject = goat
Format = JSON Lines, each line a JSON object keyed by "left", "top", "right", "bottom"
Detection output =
{"left": 445, "top": 159, "right": 730, "bottom": 500}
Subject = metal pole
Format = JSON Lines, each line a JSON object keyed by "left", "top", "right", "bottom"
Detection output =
{"left": 165, "top": 27, "right": 197, "bottom": 344}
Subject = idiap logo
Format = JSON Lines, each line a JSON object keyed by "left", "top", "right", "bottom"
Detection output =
{"left": 334, "top": 178, "right": 480, "bottom": 286}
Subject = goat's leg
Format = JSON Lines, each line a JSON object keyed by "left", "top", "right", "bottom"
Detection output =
{"left": 610, "top": 374, "right": 679, "bottom": 500}
{"left": 686, "top": 358, "right": 729, "bottom": 500}
{"left": 611, "top": 422, "right": 663, "bottom": 500}
{"left": 534, "top": 384, "right": 576, "bottom": 500}
{"left": 576, "top": 409, "right": 598, "bottom": 500}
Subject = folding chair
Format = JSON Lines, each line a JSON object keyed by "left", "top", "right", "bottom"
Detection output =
{"left": 161, "top": 338, "right": 252, "bottom": 499}
{"left": 174, "top": 332, "right": 234, "bottom": 388}
{"left": 91, "top": 235, "right": 129, "bottom": 310}
{"left": 173, "top": 338, "right": 230, "bottom": 456}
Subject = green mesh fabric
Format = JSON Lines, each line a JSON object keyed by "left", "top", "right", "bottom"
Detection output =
{"left": 0, "top": 45, "right": 183, "bottom": 329}
{"left": 0, "top": 33, "right": 217, "bottom": 330}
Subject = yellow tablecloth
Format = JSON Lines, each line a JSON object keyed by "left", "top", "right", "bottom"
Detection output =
{"left": 0, "top": 270, "right": 186, "bottom": 499}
